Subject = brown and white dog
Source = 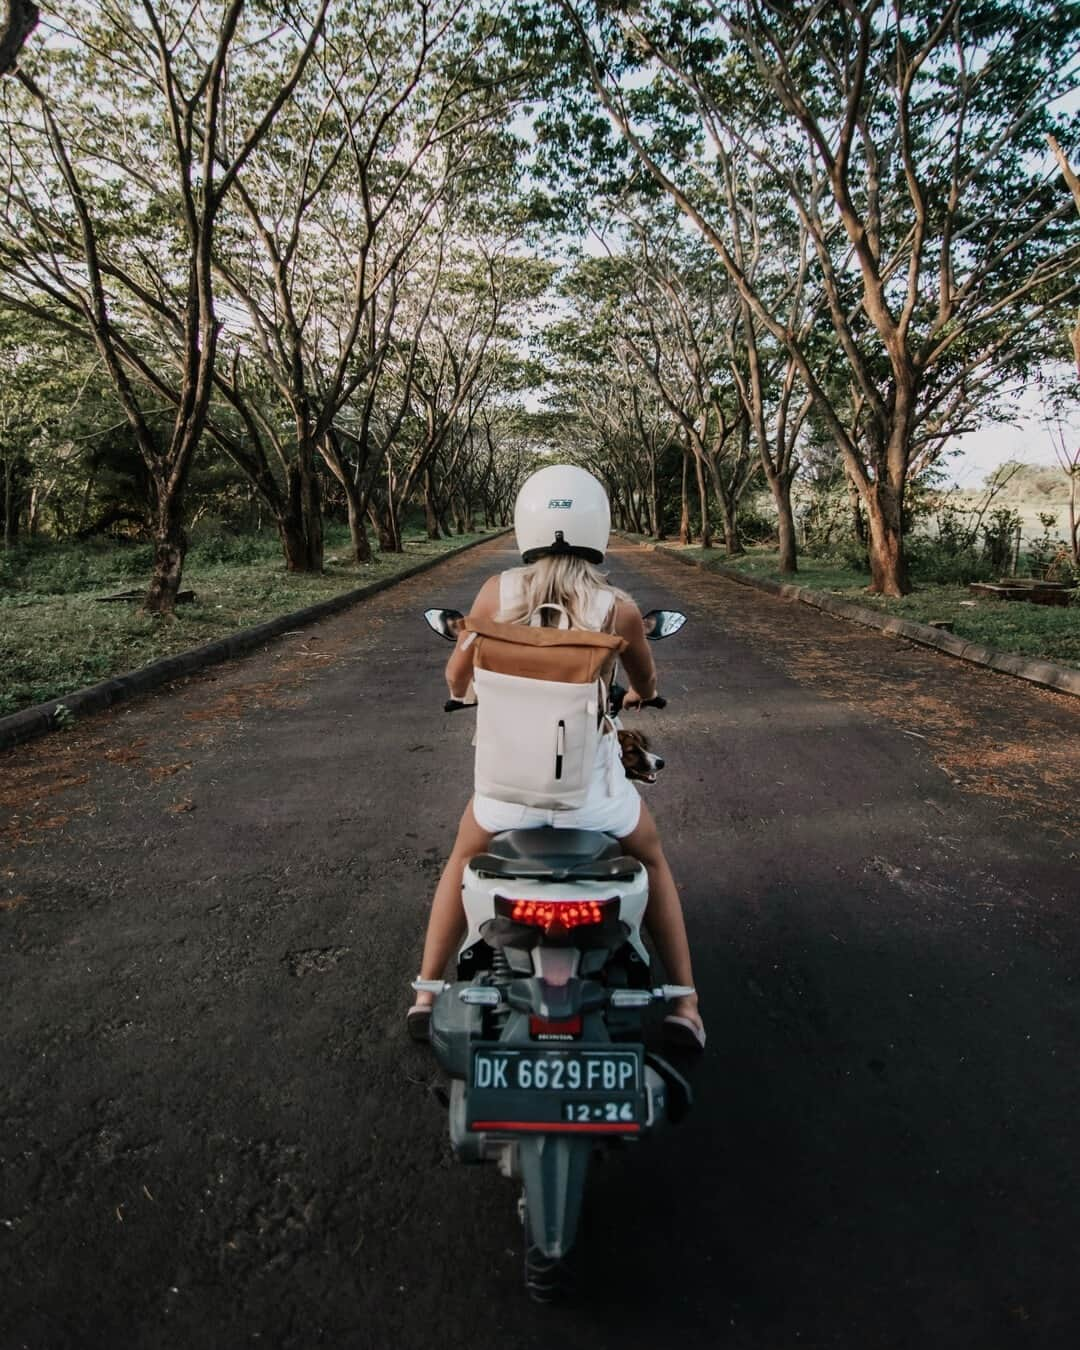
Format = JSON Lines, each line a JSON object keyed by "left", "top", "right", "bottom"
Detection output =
{"left": 617, "top": 728, "right": 665, "bottom": 784}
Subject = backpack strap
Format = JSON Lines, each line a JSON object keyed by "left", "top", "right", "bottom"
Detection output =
{"left": 465, "top": 617, "right": 624, "bottom": 651}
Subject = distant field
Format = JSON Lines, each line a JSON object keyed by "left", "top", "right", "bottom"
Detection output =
{"left": 945, "top": 477, "right": 1072, "bottom": 544}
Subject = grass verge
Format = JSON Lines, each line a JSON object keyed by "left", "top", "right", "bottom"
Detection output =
{"left": 0, "top": 526, "right": 496, "bottom": 717}
{"left": 650, "top": 542, "right": 1080, "bottom": 670}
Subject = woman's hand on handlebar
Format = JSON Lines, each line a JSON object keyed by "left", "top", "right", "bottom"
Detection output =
{"left": 622, "top": 687, "right": 667, "bottom": 711}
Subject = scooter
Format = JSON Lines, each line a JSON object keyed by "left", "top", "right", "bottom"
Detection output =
{"left": 419, "top": 605, "right": 693, "bottom": 1301}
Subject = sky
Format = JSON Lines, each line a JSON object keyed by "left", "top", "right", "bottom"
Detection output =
{"left": 945, "top": 377, "right": 1078, "bottom": 488}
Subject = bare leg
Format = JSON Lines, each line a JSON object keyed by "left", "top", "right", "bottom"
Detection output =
{"left": 413, "top": 799, "right": 494, "bottom": 1008}
{"left": 618, "top": 800, "right": 702, "bottom": 1034}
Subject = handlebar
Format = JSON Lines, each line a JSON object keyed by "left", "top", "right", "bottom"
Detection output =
{"left": 445, "top": 694, "right": 664, "bottom": 713}
{"left": 609, "top": 681, "right": 667, "bottom": 714}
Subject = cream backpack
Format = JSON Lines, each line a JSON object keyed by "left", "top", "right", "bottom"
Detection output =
{"left": 465, "top": 592, "right": 626, "bottom": 810}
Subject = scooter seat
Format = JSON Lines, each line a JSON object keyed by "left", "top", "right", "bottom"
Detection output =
{"left": 471, "top": 828, "right": 635, "bottom": 881}
{"left": 489, "top": 828, "right": 622, "bottom": 866}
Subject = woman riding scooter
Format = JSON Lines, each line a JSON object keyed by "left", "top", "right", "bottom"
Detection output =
{"left": 409, "top": 464, "right": 704, "bottom": 1049}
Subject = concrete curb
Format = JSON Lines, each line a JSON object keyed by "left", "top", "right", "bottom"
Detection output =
{"left": 1, "top": 530, "right": 509, "bottom": 754}
{"left": 632, "top": 539, "right": 1080, "bottom": 700}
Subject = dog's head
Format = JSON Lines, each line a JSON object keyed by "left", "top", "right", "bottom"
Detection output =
{"left": 617, "top": 728, "right": 665, "bottom": 785}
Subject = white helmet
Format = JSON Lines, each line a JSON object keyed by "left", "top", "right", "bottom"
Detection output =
{"left": 514, "top": 464, "right": 610, "bottom": 564}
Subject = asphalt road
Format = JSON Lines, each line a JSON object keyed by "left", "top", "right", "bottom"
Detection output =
{"left": 2, "top": 536, "right": 1078, "bottom": 1350}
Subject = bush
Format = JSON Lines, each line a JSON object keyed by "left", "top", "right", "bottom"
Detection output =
{"left": 188, "top": 530, "right": 265, "bottom": 566}
{"left": 908, "top": 541, "right": 993, "bottom": 585}
{"left": 107, "top": 543, "right": 156, "bottom": 577}
{"left": 799, "top": 485, "right": 850, "bottom": 556}
{"left": 981, "top": 507, "right": 1021, "bottom": 574}
{"left": 903, "top": 500, "right": 1018, "bottom": 584}
{"left": 187, "top": 521, "right": 278, "bottom": 564}
{"left": 0, "top": 542, "right": 29, "bottom": 591}
{"left": 1023, "top": 513, "right": 1075, "bottom": 582}
{"left": 735, "top": 501, "right": 777, "bottom": 546}
{"left": 0, "top": 538, "right": 139, "bottom": 595}
{"left": 829, "top": 536, "right": 871, "bottom": 573}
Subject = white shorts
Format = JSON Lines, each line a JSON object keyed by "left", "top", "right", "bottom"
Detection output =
{"left": 472, "top": 736, "right": 642, "bottom": 837}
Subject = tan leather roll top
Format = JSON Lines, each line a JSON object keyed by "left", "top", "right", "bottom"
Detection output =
{"left": 464, "top": 617, "right": 625, "bottom": 685}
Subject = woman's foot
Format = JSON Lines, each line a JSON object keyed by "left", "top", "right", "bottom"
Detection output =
{"left": 406, "top": 989, "right": 435, "bottom": 1042}
{"left": 663, "top": 995, "right": 705, "bottom": 1051}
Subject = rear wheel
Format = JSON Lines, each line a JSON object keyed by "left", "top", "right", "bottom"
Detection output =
{"left": 524, "top": 1244, "right": 572, "bottom": 1303}
{"left": 520, "top": 1193, "right": 574, "bottom": 1303}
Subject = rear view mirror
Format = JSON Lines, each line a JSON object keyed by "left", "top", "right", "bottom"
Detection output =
{"left": 641, "top": 609, "right": 687, "bottom": 640}
{"left": 424, "top": 607, "right": 465, "bottom": 641}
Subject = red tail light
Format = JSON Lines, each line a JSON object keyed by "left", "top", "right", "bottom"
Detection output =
{"left": 495, "top": 896, "right": 618, "bottom": 933}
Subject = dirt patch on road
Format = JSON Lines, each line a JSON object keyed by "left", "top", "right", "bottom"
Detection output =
{"left": 618, "top": 544, "right": 1080, "bottom": 842}
{"left": 0, "top": 628, "right": 357, "bottom": 852}
{"left": 0, "top": 752, "right": 95, "bottom": 849}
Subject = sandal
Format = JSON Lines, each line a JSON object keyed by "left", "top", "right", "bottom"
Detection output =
{"left": 663, "top": 1013, "right": 706, "bottom": 1051}
{"left": 406, "top": 1003, "right": 432, "bottom": 1042}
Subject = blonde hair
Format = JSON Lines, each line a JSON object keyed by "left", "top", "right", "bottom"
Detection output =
{"left": 498, "top": 555, "right": 630, "bottom": 631}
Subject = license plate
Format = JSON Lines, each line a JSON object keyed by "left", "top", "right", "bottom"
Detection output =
{"left": 466, "top": 1044, "right": 644, "bottom": 1133}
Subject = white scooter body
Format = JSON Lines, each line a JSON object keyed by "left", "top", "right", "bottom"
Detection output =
{"left": 460, "top": 859, "right": 651, "bottom": 967}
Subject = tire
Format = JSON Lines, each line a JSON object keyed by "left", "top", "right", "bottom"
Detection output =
{"left": 520, "top": 1193, "right": 574, "bottom": 1304}
{"left": 524, "top": 1243, "right": 572, "bottom": 1304}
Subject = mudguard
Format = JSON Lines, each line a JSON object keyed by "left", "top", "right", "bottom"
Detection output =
{"left": 519, "top": 1133, "right": 592, "bottom": 1260}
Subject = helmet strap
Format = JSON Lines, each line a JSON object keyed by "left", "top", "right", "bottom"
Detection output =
{"left": 521, "top": 531, "right": 605, "bottom": 565}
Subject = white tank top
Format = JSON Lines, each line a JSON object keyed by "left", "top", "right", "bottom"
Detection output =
{"left": 497, "top": 567, "right": 616, "bottom": 632}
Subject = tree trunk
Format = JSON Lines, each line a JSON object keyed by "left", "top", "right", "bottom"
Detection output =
{"left": 629, "top": 490, "right": 643, "bottom": 535}
{"left": 367, "top": 503, "right": 392, "bottom": 553}
{"left": 864, "top": 482, "right": 910, "bottom": 595}
{"left": 846, "top": 467, "right": 867, "bottom": 545}
{"left": 2, "top": 456, "right": 17, "bottom": 549}
{"left": 694, "top": 452, "right": 712, "bottom": 548}
{"left": 424, "top": 467, "right": 441, "bottom": 540}
{"left": 317, "top": 431, "right": 372, "bottom": 564}
{"left": 0, "top": 1, "right": 39, "bottom": 77}
{"left": 679, "top": 449, "right": 691, "bottom": 544}
{"left": 345, "top": 486, "right": 373, "bottom": 564}
{"left": 143, "top": 479, "right": 187, "bottom": 615}
{"left": 276, "top": 515, "right": 308, "bottom": 571}
{"left": 774, "top": 474, "right": 798, "bottom": 574}
{"left": 276, "top": 466, "right": 323, "bottom": 572}
{"left": 282, "top": 457, "right": 323, "bottom": 572}
{"left": 369, "top": 492, "right": 402, "bottom": 553}
{"left": 718, "top": 492, "right": 744, "bottom": 556}
{"left": 76, "top": 461, "right": 98, "bottom": 534}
